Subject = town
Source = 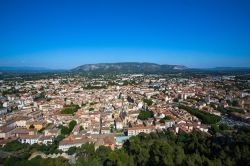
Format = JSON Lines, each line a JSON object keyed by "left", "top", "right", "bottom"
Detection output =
{"left": 1, "top": 73, "right": 249, "bottom": 157}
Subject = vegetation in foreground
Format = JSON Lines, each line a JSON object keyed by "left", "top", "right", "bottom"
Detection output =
{"left": 1, "top": 126, "right": 250, "bottom": 166}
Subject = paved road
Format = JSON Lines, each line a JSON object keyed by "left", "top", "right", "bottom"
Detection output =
{"left": 29, "top": 151, "right": 76, "bottom": 164}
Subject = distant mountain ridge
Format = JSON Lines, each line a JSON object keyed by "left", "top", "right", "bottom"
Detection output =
{"left": 72, "top": 62, "right": 188, "bottom": 74}
{"left": 1, "top": 64, "right": 250, "bottom": 74}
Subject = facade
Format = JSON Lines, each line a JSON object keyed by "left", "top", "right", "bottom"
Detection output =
{"left": 0, "top": 127, "right": 15, "bottom": 139}
{"left": 58, "top": 138, "right": 90, "bottom": 152}
{"left": 101, "top": 127, "right": 111, "bottom": 134}
{"left": 127, "top": 126, "right": 155, "bottom": 136}
{"left": 165, "top": 120, "right": 175, "bottom": 129}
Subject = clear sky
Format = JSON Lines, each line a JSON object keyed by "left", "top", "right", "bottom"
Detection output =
{"left": 0, "top": 0, "right": 250, "bottom": 69}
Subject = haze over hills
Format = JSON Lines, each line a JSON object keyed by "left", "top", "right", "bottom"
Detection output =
{"left": 207, "top": 67, "right": 250, "bottom": 71}
{"left": 1, "top": 63, "right": 250, "bottom": 74}
{"left": 0, "top": 66, "right": 64, "bottom": 73}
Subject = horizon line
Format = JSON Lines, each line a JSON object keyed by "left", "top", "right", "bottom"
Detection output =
{"left": 1, "top": 62, "right": 250, "bottom": 70}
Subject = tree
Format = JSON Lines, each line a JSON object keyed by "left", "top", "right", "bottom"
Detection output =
{"left": 232, "top": 100, "right": 239, "bottom": 107}
{"left": 105, "top": 149, "right": 134, "bottom": 166}
{"left": 143, "top": 99, "right": 153, "bottom": 106}
{"left": 210, "top": 124, "right": 219, "bottom": 134}
{"left": 138, "top": 110, "right": 154, "bottom": 120}
{"left": 124, "top": 137, "right": 150, "bottom": 165}
{"left": 29, "top": 124, "right": 35, "bottom": 129}
{"left": 173, "top": 98, "right": 179, "bottom": 102}
{"left": 54, "top": 135, "right": 65, "bottom": 144}
{"left": 160, "top": 116, "right": 172, "bottom": 123}
{"left": 219, "top": 123, "right": 229, "bottom": 131}
{"left": 59, "top": 125, "right": 70, "bottom": 135}
{"left": 59, "top": 120, "right": 77, "bottom": 135}
{"left": 77, "top": 156, "right": 100, "bottom": 166}
{"left": 127, "top": 96, "right": 134, "bottom": 103}
{"left": 76, "top": 143, "right": 96, "bottom": 158}
{"left": 174, "top": 146, "right": 185, "bottom": 165}
{"left": 2, "top": 140, "right": 29, "bottom": 152}
{"left": 96, "top": 146, "right": 112, "bottom": 164}
{"left": 69, "top": 120, "right": 77, "bottom": 131}
{"left": 149, "top": 140, "right": 174, "bottom": 166}
{"left": 67, "top": 147, "right": 77, "bottom": 155}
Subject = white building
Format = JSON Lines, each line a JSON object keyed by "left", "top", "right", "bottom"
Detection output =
{"left": 127, "top": 126, "right": 155, "bottom": 136}
{"left": 15, "top": 117, "right": 31, "bottom": 128}
{"left": 39, "top": 136, "right": 53, "bottom": 145}
{"left": 19, "top": 135, "right": 41, "bottom": 145}
{"left": 115, "top": 119, "right": 123, "bottom": 130}
{"left": 58, "top": 138, "right": 90, "bottom": 152}
{"left": 165, "top": 120, "right": 175, "bottom": 129}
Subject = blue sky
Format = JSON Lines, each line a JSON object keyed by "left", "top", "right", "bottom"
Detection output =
{"left": 0, "top": 0, "right": 250, "bottom": 69}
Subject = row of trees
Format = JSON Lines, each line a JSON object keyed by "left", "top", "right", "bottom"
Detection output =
{"left": 58, "top": 120, "right": 77, "bottom": 135}
{"left": 83, "top": 84, "right": 107, "bottom": 89}
{"left": 179, "top": 105, "right": 221, "bottom": 124}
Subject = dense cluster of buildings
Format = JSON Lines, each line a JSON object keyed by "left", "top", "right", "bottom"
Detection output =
{"left": 0, "top": 74, "right": 249, "bottom": 151}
